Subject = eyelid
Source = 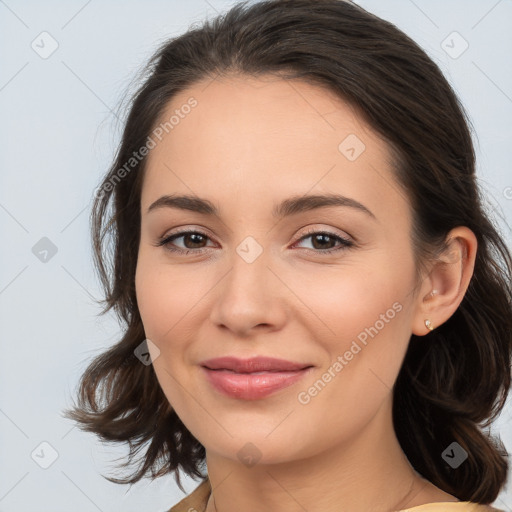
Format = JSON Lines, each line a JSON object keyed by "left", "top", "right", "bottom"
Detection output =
{"left": 158, "top": 225, "right": 215, "bottom": 242}
{"left": 292, "top": 225, "right": 353, "bottom": 244}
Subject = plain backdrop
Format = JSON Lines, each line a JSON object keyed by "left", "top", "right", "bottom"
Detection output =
{"left": 1, "top": 0, "right": 511, "bottom": 510}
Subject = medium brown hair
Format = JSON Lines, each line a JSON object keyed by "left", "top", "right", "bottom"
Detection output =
{"left": 65, "top": 0, "right": 512, "bottom": 502}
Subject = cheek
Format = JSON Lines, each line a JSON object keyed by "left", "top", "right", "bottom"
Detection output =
{"left": 135, "top": 259, "right": 197, "bottom": 414}
{"left": 135, "top": 256, "right": 206, "bottom": 343}
{"left": 294, "top": 263, "right": 413, "bottom": 394}
{"left": 291, "top": 263, "right": 404, "bottom": 343}
{"left": 291, "top": 281, "right": 410, "bottom": 449}
{"left": 135, "top": 265, "right": 169, "bottom": 341}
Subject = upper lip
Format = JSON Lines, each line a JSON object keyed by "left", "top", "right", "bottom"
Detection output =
{"left": 200, "top": 356, "right": 312, "bottom": 373}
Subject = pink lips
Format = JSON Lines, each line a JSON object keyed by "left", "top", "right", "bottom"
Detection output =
{"left": 200, "top": 356, "right": 313, "bottom": 400}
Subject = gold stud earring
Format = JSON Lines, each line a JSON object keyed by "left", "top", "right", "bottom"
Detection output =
{"left": 425, "top": 319, "right": 434, "bottom": 331}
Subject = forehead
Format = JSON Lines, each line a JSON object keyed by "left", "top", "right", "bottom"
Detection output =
{"left": 141, "top": 73, "right": 404, "bottom": 217}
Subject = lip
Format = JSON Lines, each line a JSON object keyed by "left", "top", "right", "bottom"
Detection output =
{"left": 200, "top": 356, "right": 311, "bottom": 373}
{"left": 200, "top": 356, "right": 314, "bottom": 400}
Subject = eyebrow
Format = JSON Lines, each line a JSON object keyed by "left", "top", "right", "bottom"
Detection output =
{"left": 147, "top": 193, "right": 376, "bottom": 220}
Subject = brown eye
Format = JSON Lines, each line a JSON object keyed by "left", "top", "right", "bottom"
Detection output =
{"left": 310, "top": 233, "right": 337, "bottom": 250}
{"left": 179, "top": 232, "right": 208, "bottom": 249}
{"left": 294, "top": 230, "right": 354, "bottom": 254}
{"left": 156, "top": 230, "right": 215, "bottom": 254}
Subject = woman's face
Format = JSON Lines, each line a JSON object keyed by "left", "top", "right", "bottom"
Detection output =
{"left": 135, "top": 74, "right": 424, "bottom": 465}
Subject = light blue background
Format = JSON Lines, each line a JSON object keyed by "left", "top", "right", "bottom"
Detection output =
{"left": 1, "top": 0, "right": 511, "bottom": 510}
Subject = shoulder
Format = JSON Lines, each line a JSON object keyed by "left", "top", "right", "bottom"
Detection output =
{"left": 397, "top": 502, "right": 506, "bottom": 512}
{"left": 165, "top": 482, "right": 506, "bottom": 512}
{"left": 167, "top": 478, "right": 211, "bottom": 512}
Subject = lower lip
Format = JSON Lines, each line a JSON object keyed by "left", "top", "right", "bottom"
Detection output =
{"left": 201, "top": 366, "right": 312, "bottom": 400}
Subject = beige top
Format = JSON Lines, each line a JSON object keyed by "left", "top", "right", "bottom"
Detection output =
{"left": 167, "top": 478, "right": 505, "bottom": 512}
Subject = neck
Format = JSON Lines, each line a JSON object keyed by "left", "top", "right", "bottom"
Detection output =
{"left": 204, "top": 396, "right": 429, "bottom": 512}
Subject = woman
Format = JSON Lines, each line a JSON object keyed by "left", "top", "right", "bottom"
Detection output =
{"left": 65, "top": 1, "right": 512, "bottom": 510}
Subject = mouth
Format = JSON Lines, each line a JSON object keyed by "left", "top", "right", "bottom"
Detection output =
{"left": 199, "top": 356, "right": 314, "bottom": 400}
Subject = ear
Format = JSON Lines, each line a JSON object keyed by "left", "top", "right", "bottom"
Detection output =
{"left": 411, "top": 226, "right": 478, "bottom": 336}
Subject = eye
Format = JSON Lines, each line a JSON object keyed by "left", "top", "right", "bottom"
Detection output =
{"left": 155, "top": 230, "right": 215, "bottom": 255}
{"left": 154, "top": 227, "right": 354, "bottom": 256}
{"left": 292, "top": 228, "right": 354, "bottom": 254}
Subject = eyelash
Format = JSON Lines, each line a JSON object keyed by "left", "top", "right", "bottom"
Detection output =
{"left": 154, "top": 227, "right": 354, "bottom": 256}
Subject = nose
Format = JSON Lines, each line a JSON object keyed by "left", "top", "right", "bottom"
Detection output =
{"left": 208, "top": 247, "right": 288, "bottom": 338}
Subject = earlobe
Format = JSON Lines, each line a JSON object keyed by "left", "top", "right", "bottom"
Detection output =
{"left": 412, "top": 227, "right": 477, "bottom": 336}
{"left": 423, "top": 290, "right": 438, "bottom": 332}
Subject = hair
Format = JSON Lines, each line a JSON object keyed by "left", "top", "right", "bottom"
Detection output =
{"left": 64, "top": 0, "right": 512, "bottom": 502}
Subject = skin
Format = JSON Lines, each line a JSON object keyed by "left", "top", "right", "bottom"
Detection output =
{"left": 135, "top": 74, "right": 477, "bottom": 512}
